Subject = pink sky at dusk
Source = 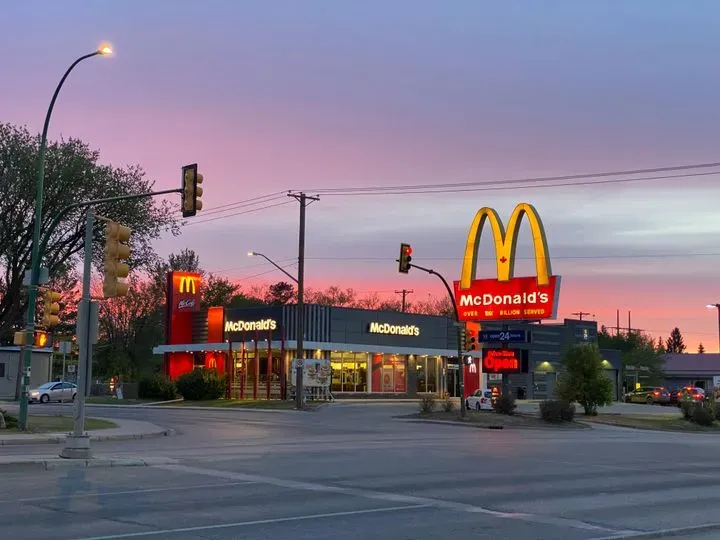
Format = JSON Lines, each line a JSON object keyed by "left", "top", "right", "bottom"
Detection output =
{"left": 3, "top": 1, "right": 720, "bottom": 351}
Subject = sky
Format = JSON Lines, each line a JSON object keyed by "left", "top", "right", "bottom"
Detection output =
{"left": 3, "top": 0, "right": 720, "bottom": 351}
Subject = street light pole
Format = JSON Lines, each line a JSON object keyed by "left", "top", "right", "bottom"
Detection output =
{"left": 247, "top": 252, "right": 298, "bottom": 284}
{"left": 18, "top": 45, "right": 112, "bottom": 431}
{"left": 706, "top": 304, "right": 720, "bottom": 353}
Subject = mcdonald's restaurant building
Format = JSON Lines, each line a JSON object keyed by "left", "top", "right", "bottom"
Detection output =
{"left": 152, "top": 272, "right": 480, "bottom": 399}
{"left": 153, "top": 273, "right": 623, "bottom": 401}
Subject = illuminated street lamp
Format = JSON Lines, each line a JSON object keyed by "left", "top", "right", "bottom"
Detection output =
{"left": 247, "top": 251, "right": 298, "bottom": 284}
{"left": 706, "top": 303, "right": 720, "bottom": 353}
{"left": 18, "top": 43, "right": 113, "bottom": 431}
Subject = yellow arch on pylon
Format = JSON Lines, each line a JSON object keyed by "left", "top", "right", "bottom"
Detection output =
{"left": 459, "top": 203, "right": 552, "bottom": 289}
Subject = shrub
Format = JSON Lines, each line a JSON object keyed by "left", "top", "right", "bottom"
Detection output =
{"left": 692, "top": 403, "right": 715, "bottom": 426}
{"left": 176, "top": 369, "right": 226, "bottom": 401}
{"left": 419, "top": 395, "right": 436, "bottom": 414}
{"left": 494, "top": 394, "right": 517, "bottom": 415}
{"left": 680, "top": 401, "right": 694, "bottom": 420}
{"left": 443, "top": 395, "right": 455, "bottom": 412}
{"left": 0, "top": 410, "right": 18, "bottom": 429}
{"left": 139, "top": 374, "right": 177, "bottom": 401}
{"left": 539, "top": 400, "right": 575, "bottom": 423}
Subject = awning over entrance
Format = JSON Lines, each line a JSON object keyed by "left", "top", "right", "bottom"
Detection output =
{"left": 153, "top": 340, "right": 456, "bottom": 357}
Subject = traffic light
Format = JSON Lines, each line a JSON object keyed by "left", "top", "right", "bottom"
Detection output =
{"left": 103, "top": 221, "right": 131, "bottom": 298}
{"left": 34, "top": 330, "right": 49, "bottom": 348}
{"left": 13, "top": 330, "right": 51, "bottom": 348}
{"left": 41, "top": 289, "right": 61, "bottom": 327}
{"left": 398, "top": 243, "right": 412, "bottom": 273}
{"left": 465, "top": 322, "right": 479, "bottom": 351}
{"left": 182, "top": 163, "right": 203, "bottom": 218}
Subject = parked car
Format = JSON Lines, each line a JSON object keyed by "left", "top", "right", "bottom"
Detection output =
{"left": 28, "top": 381, "right": 77, "bottom": 403}
{"left": 676, "top": 386, "right": 705, "bottom": 405}
{"left": 623, "top": 386, "right": 671, "bottom": 405}
{"left": 466, "top": 389, "right": 495, "bottom": 411}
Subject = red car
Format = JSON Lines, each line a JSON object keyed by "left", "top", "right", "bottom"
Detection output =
{"left": 676, "top": 386, "right": 705, "bottom": 405}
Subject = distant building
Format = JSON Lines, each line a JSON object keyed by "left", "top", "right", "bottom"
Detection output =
{"left": 661, "top": 353, "right": 720, "bottom": 391}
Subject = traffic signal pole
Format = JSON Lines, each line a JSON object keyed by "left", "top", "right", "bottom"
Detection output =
{"left": 60, "top": 210, "right": 95, "bottom": 459}
{"left": 406, "top": 262, "right": 466, "bottom": 417}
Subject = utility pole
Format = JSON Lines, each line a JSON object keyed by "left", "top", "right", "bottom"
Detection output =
{"left": 571, "top": 311, "right": 592, "bottom": 321}
{"left": 395, "top": 289, "right": 413, "bottom": 312}
{"left": 288, "top": 192, "right": 319, "bottom": 410}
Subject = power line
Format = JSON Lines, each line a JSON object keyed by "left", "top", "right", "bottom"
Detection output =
{"left": 304, "top": 161, "right": 720, "bottom": 195}
{"left": 209, "top": 257, "right": 296, "bottom": 274}
{"left": 310, "top": 170, "right": 720, "bottom": 197}
{"left": 302, "top": 252, "right": 720, "bottom": 262}
{"left": 198, "top": 193, "right": 287, "bottom": 218}
{"left": 182, "top": 201, "right": 295, "bottom": 226}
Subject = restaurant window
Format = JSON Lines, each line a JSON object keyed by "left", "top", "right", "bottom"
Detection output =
{"left": 371, "top": 354, "right": 406, "bottom": 393}
{"left": 415, "top": 356, "right": 439, "bottom": 393}
{"left": 330, "top": 352, "right": 368, "bottom": 392}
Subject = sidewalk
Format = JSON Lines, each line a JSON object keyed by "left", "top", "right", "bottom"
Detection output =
{"left": 0, "top": 417, "right": 174, "bottom": 446}
{"left": 0, "top": 454, "right": 178, "bottom": 472}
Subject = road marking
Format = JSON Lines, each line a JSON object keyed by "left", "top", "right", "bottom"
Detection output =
{"left": 0, "top": 481, "right": 255, "bottom": 505}
{"left": 154, "top": 463, "right": 634, "bottom": 534}
{"left": 73, "top": 504, "right": 431, "bottom": 539}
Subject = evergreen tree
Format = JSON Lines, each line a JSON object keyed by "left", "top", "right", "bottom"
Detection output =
{"left": 666, "top": 327, "right": 687, "bottom": 353}
{"left": 656, "top": 337, "right": 665, "bottom": 353}
{"left": 698, "top": 343, "right": 706, "bottom": 354}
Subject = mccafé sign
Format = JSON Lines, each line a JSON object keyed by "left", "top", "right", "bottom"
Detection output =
{"left": 453, "top": 203, "right": 561, "bottom": 322}
{"left": 225, "top": 319, "right": 278, "bottom": 332}
{"left": 368, "top": 322, "right": 420, "bottom": 336}
{"left": 482, "top": 349, "right": 526, "bottom": 374}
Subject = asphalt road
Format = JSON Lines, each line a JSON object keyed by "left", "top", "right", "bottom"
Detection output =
{"left": 2, "top": 401, "right": 720, "bottom": 539}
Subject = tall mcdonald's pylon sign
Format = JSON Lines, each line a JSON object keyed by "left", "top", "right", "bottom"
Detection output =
{"left": 452, "top": 203, "right": 561, "bottom": 322}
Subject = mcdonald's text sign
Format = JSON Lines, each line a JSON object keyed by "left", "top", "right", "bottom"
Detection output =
{"left": 171, "top": 272, "right": 201, "bottom": 313}
{"left": 454, "top": 202, "right": 561, "bottom": 322}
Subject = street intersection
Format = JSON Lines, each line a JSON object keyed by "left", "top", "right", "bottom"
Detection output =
{"left": 1, "top": 402, "right": 719, "bottom": 539}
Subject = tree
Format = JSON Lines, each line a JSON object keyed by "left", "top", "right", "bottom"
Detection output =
{"left": 307, "top": 286, "right": 356, "bottom": 307}
{"left": 656, "top": 337, "right": 665, "bottom": 354}
{"left": 598, "top": 328, "right": 664, "bottom": 385}
{"left": 93, "top": 276, "right": 164, "bottom": 379}
{"left": 556, "top": 344, "right": 613, "bottom": 415}
{"left": 265, "top": 282, "right": 295, "bottom": 305}
{"left": 0, "top": 123, "right": 178, "bottom": 344}
{"left": 666, "top": 327, "right": 686, "bottom": 353}
{"left": 202, "top": 275, "right": 239, "bottom": 308}
{"left": 698, "top": 343, "right": 706, "bottom": 354}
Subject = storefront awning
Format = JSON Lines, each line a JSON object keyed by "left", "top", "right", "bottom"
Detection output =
{"left": 153, "top": 340, "right": 457, "bottom": 357}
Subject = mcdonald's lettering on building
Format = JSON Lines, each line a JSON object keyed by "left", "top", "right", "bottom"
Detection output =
{"left": 453, "top": 203, "right": 561, "bottom": 322}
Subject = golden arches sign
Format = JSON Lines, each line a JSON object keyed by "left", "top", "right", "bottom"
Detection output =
{"left": 179, "top": 276, "right": 197, "bottom": 294}
{"left": 459, "top": 202, "right": 552, "bottom": 289}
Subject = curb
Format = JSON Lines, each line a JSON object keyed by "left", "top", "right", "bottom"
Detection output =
{"left": 401, "top": 418, "right": 591, "bottom": 430}
{"left": 0, "top": 455, "right": 178, "bottom": 473}
{"left": 0, "top": 427, "right": 175, "bottom": 446}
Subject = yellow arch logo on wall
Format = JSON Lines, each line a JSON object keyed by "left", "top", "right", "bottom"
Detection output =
{"left": 459, "top": 202, "right": 552, "bottom": 289}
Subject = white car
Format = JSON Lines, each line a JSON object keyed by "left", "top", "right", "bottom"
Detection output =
{"left": 28, "top": 381, "right": 77, "bottom": 403}
{"left": 466, "top": 389, "right": 495, "bottom": 411}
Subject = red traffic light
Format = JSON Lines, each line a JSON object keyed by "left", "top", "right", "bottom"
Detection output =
{"left": 404, "top": 246, "right": 412, "bottom": 256}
